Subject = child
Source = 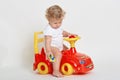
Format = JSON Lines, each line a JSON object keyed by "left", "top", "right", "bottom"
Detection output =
{"left": 43, "top": 5, "right": 77, "bottom": 77}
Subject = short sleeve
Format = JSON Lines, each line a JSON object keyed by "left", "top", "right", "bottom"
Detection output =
{"left": 43, "top": 26, "right": 53, "bottom": 36}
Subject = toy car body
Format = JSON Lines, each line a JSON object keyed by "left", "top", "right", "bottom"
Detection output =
{"left": 33, "top": 32, "right": 94, "bottom": 75}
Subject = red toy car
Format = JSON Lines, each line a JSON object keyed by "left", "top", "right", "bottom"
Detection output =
{"left": 33, "top": 32, "right": 94, "bottom": 75}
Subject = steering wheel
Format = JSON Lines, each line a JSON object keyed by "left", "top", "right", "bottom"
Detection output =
{"left": 64, "top": 35, "right": 80, "bottom": 47}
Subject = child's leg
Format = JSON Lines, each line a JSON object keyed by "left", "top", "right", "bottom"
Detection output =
{"left": 51, "top": 47, "right": 63, "bottom": 77}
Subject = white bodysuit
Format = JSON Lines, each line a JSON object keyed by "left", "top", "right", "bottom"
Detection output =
{"left": 44, "top": 24, "right": 63, "bottom": 51}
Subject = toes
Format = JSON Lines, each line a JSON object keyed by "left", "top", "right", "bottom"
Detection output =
{"left": 53, "top": 73, "right": 64, "bottom": 77}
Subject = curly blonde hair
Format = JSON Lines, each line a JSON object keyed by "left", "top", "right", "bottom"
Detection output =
{"left": 45, "top": 5, "right": 65, "bottom": 20}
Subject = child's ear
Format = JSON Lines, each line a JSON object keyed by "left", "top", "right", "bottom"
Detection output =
{"left": 45, "top": 15, "right": 48, "bottom": 20}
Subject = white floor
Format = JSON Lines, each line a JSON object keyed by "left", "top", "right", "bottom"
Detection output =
{"left": 0, "top": 62, "right": 120, "bottom": 80}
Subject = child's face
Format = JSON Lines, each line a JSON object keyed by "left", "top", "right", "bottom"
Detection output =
{"left": 49, "top": 18, "right": 63, "bottom": 29}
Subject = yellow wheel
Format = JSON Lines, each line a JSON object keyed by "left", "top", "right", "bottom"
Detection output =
{"left": 37, "top": 62, "right": 49, "bottom": 74}
{"left": 61, "top": 63, "right": 74, "bottom": 75}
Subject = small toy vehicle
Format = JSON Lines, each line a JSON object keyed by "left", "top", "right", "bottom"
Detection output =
{"left": 48, "top": 54, "right": 55, "bottom": 63}
{"left": 33, "top": 32, "right": 94, "bottom": 75}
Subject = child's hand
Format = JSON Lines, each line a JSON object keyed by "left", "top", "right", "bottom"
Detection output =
{"left": 48, "top": 54, "right": 55, "bottom": 62}
{"left": 69, "top": 33, "right": 78, "bottom": 37}
{"left": 46, "top": 52, "right": 55, "bottom": 62}
{"left": 46, "top": 52, "right": 53, "bottom": 60}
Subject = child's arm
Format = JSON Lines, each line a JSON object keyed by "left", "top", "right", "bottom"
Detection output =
{"left": 44, "top": 35, "right": 53, "bottom": 59}
{"left": 62, "top": 31, "right": 71, "bottom": 37}
{"left": 63, "top": 30, "right": 77, "bottom": 37}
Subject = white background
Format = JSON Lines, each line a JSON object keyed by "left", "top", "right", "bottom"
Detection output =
{"left": 0, "top": 0, "right": 120, "bottom": 80}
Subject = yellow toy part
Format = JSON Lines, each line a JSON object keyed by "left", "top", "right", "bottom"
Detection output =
{"left": 64, "top": 36, "right": 80, "bottom": 47}
{"left": 61, "top": 63, "right": 74, "bottom": 75}
{"left": 34, "top": 32, "right": 44, "bottom": 53}
{"left": 37, "top": 62, "right": 49, "bottom": 74}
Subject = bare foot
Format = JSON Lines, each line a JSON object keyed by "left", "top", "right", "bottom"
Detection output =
{"left": 53, "top": 71, "right": 64, "bottom": 77}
